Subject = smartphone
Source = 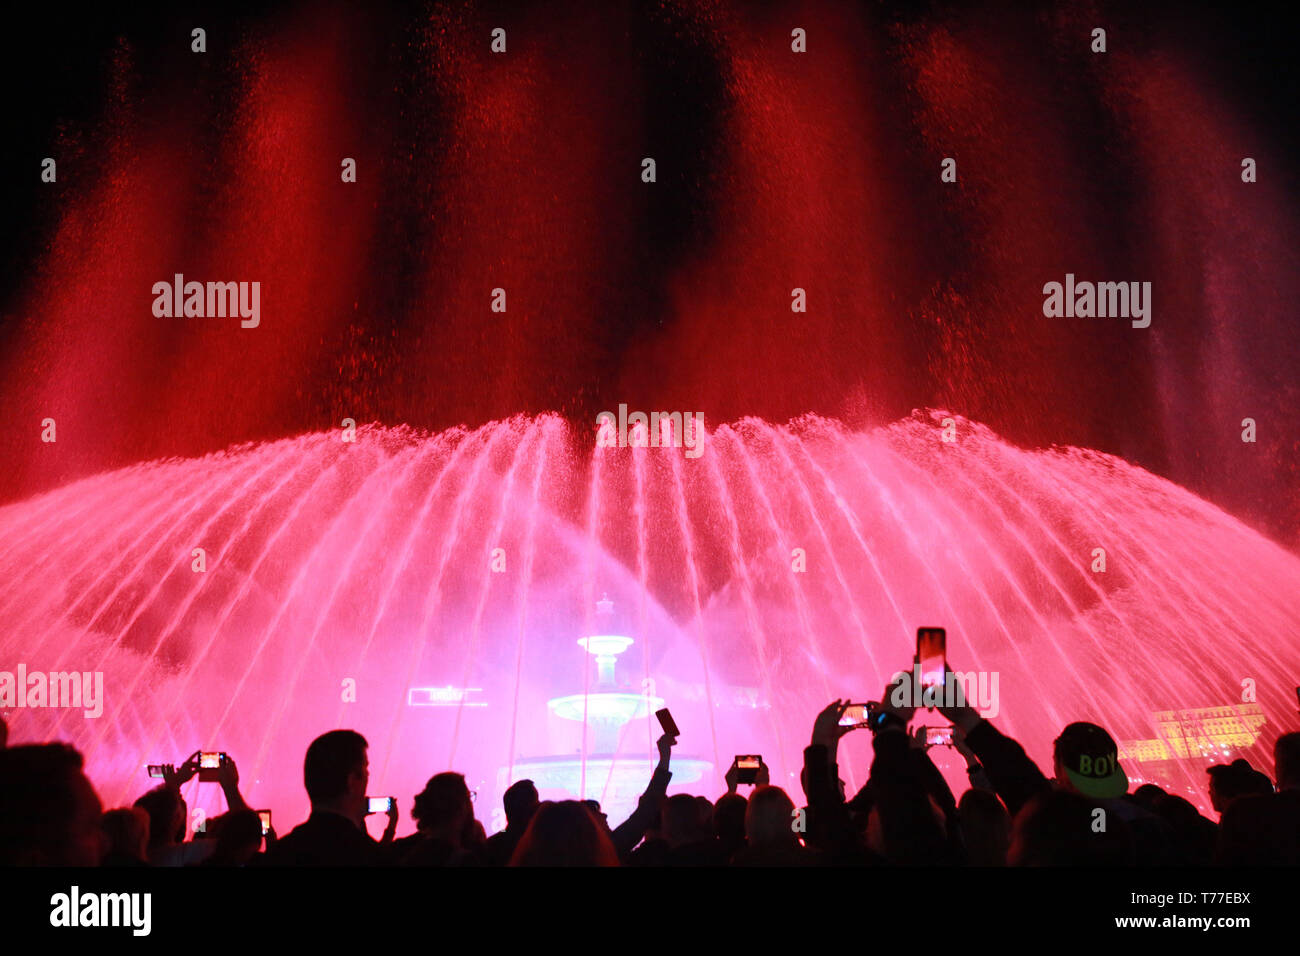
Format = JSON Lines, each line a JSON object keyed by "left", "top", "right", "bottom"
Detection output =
{"left": 146, "top": 764, "right": 167, "bottom": 779}
{"left": 197, "top": 751, "right": 226, "bottom": 781}
{"left": 917, "top": 628, "right": 946, "bottom": 694}
{"left": 366, "top": 796, "right": 395, "bottom": 815}
{"left": 735, "top": 755, "right": 761, "bottom": 785}
{"left": 924, "top": 726, "right": 954, "bottom": 747}
{"left": 256, "top": 810, "right": 272, "bottom": 835}
{"left": 655, "top": 707, "right": 680, "bottom": 738}
{"left": 838, "top": 703, "right": 878, "bottom": 728}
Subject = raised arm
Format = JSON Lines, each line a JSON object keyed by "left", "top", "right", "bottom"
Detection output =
{"left": 610, "top": 732, "right": 675, "bottom": 857}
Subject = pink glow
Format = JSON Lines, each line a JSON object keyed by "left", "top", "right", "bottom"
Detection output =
{"left": 1, "top": 411, "right": 1295, "bottom": 827}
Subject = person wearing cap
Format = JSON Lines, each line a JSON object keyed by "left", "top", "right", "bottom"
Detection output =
{"left": 1052, "top": 722, "right": 1129, "bottom": 801}
{"left": 1050, "top": 722, "right": 1170, "bottom": 854}
{"left": 932, "top": 675, "right": 1177, "bottom": 862}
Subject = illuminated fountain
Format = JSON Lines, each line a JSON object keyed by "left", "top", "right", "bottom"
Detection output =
{"left": 506, "top": 595, "right": 712, "bottom": 824}
{"left": 2, "top": 411, "right": 1298, "bottom": 826}
{"left": 548, "top": 595, "right": 659, "bottom": 749}
{"left": 0, "top": 1, "right": 1297, "bottom": 840}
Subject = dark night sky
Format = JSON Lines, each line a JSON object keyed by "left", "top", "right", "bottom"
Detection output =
{"left": 4, "top": 0, "right": 1296, "bottom": 317}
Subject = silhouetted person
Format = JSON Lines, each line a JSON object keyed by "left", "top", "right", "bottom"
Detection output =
{"left": 628, "top": 820, "right": 669, "bottom": 864}
{"left": 1277, "top": 732, "right": 1300, "bottom": 793}
{"left": 134, "top": 750, "right": 252, "bottom": 865}
{"left": 466, "top": 817, "right": 487, "bottom": 851}
{"left": 631, "top": 793, "right": 726, "bottom": 866}
{"left": 606, "top": 733, "right": 676, "bottom": 859}
{"left": 953, "top": 725, "right": 995, "bottom": 792}
{"left": 694, "top": 795, "right": 715, "bottom": 830}
{"left": 265, "top": 730, "right": 383, "bottom": 866}
{"left": 1046, "top": 722, "right": 1175, "bottom": 864}
{"left": 509, "top": 800, "right": 620, "bottom": 866}
{"left": 677, "top": 795, "right": 727, "bottom": 865}
{"left": 803, "top": 700, "right": 881, "bottom": 864}
{"left": 713, "top": 792, "right": 747, "bottom": 861}
{"left": 1207, "top": 759, "right": 1273, "bottom": 815}
{"left": 794, "top": 763, "right": 843, "bottom": 852}
{"left": 583, "top": 799, "right": 608, "bottom": 828}
{"left": 0, "top": 743, "right": 104, "bottom": 865}
{"left": 0, "top": 716, "right": 7, "bottom": 749}
{"left": 924, "top": 671, "right": 1173, "bottom": 864}
{"left": 1216, "top": 734, "right": 1300, "bottom": 865}
{"left": 1151, "top": 793, "right": 1217, "bottom": 865}
{"left": 393, "top": 772, "right": 480, "bottom": 866}
{"left": 1009, "top": 789, "right": 1135, "bottom": 865}
{"left": 843, "top": 679, "right": 963, "bottom": 866}
{"left": 484, "top": 779, "right": 539, "bottom": 866}
{"left": 101, "top": 807, "right": 150, "bottom": 866}
{"left": 1274, "top": 731, "right": 1300, "bottom": 859}
{"left": 134, "top": 786, "right": 182, "bottom": 864}
{"left": 957, "top": 788, "right": 1010, "bottom": 866}
{"left": 864, "top": 787, "right": 953, "bottom": 866}
{"left": 201, "top": 809, "right": 264, "bottom": 866}
{"left": 1216, "top": 793, "right": 1298, "bottom": 864}
{"left": 134, "top": 779, "right": 215, "bottom": 866}
{"left": 732, "top": 786, "right": 815, "bottom": 866}
{"left": 1130, "top": 783, "right": 1167, "bottom": 812}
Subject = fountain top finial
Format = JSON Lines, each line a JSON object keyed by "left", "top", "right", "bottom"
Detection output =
{"left": 596, "top": 593, "right": 614, "bottom": 617}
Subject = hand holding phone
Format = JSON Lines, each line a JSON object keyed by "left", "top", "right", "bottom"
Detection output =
{"left": 366, "top": 796, "right": 395, "bottom": 816}
{"left": 655, "top": 709, "right": 679, "bottom": 768}
{"left": 215, "top": 753, "right": 239, "bottom": 787}
{"left": 837, "top": 702, "right": 878, "bottom": 729}
{"left": 921, "top": 725, "right": 954, "bottom": 747}
{"left": 166, "top": 752, "right": 200, "bottom": 788}
{"left": 735, "top": 755, "right": 762, "bottom": 785}
{"left": 197, "top": 751, "right": 227, "bottom": 782}
{"left": 812, "top": 699, "right": 856, "bottom": 747}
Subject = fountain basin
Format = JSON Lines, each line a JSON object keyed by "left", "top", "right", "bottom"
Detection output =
{"left": 547, "top": 692, "right": 664, "bottom": 724}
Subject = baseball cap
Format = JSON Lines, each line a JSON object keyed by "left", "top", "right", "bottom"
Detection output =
{"left": 1055, "top": 722, "right": 1128, "bottom": 799}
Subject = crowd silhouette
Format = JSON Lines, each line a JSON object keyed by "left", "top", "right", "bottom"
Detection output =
{"left": 1, "top": 665, "right": 1297, "bottom": 867}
